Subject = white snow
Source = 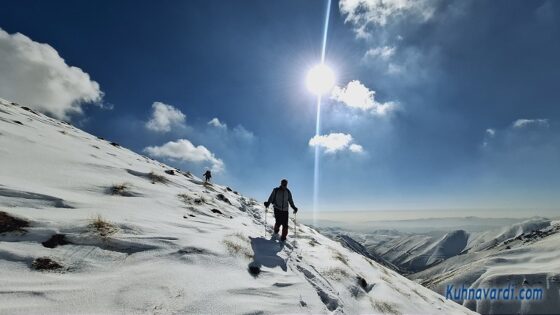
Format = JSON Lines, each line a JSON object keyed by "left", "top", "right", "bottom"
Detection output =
{"left": 0, "top": 99, "right": 476, "bottom": 314}
{"left": 319, "top": 216, "right": 560, "bottom": 314}
{"left": 411, "top": 220, "right": 560, "bottom": 314}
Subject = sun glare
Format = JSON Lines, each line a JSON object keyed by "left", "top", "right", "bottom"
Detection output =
{"left": 306, "top": 64, "right": 335, "bottom": 96}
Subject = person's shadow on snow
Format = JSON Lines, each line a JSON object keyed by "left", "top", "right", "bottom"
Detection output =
{"left": 248, "top": 236, "right": 287, "bottom": 275}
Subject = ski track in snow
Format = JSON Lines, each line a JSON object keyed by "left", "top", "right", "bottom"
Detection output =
{"left": 0, "top": 99, "right": 477, "bottom": 314}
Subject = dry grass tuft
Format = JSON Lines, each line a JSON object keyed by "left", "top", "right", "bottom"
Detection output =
{"left": 371, "top": 300, "right": 401, "bottom": 315}
{"left": 0, "top": 211, "right": 29, "bottom": 233}
{"left": 177, "top": 193, "right": 192, "bottom": 204}
{"left": 110, "top": 183, "right": 130, "bottom": 196}
{"left": 308, "top": 238, "right": 320, "bottom": 247}
{"left": 223, "top": 233, "right": 252, "bottom": 259}
{"left": 89, "top": 215, "right": 117, "bottom": 237}
{"left": 32, "top": 257, "right": 63, "bottom": 271}
{"left": 178, "top": 193, "right": 206, "bottom": 205}
{"left": 323, "top": 267, "right": 350, "bottom": 280}
{"left": 333, "top": 251, "right": 349, "bottom": 266}
{"left": 148, "top": 172, "right": 167, "bottom": 184}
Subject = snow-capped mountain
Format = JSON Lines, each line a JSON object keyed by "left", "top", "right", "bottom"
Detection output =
{"left": 320, "top": 217, "right": 560, "bottom": 314}
{"left": 0, "top": 98, "right": 476, "bottom": 314}
{"left": 411, "top": 219, "right": 560, "bottom": 314}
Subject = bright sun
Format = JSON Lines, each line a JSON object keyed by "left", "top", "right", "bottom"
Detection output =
{"left": 306, "top": 64, "right": 335, "bottom": 95}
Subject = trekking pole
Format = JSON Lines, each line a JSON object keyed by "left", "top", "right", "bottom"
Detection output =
{"left": 294, "top": 212, "right": 297, "bottom": 243}
{"left": 264, "top": 206, "right": 267, "bottom": 238}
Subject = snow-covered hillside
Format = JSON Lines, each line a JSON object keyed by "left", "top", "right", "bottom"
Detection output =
{"left": 334, "top": 218, "right": 553, "bottom": 275}
{"left": 0, "top": 99, "right": 476, "bottom": 314}
{"left": 320, "top": 218, "right": 560, "bottom": 314}
{"left": 411, "top": 220, "right": 560, "bottom": 314}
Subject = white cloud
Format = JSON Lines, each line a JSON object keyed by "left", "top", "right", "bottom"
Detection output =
{"left": 339, "top": 0, "right": 436, "bottom": 35}
{"left": 340, "top": 0, "right": 441, "bottom": 80}
{"left": 207, "top": 117, "right": 254, "bottom": 142}
{"left": 482, "top": 128, "right": 496, "bottom": 147}
{"left": 208, "top": 117, "right": 227, "bottom": 129}
{"left": 331, "top": 80, "right": 397, "bottom": 115}
{"left": 364, "top": 46, "right": 396, "bottom": 61}
{"left": 512, "top": 119, "right": 549, "bottom": 129}
{"left": 232, "top": 125, "right": 255, "bottom": 142}
{"left": 309, "top": 133, "right": 363, "bottom": 154}
{"left": 0, "top": 28, "right": 103, "bottom": 120}
{"left": 145, "top": 102, "right": 186, "bottom": 132}
{"left": 144, "top": 139, "right": 224, "bottom": 172}
{"left": 483, "top": 120, "right": 552, "bottom": 148}
{"left": 349, "top": 143, "right": 364, "bottom": 153}
{"left": 387, "top": 62, "right": 404, "bottom": 74}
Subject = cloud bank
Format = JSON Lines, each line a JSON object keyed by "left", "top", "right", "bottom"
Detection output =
{"left": 145, "top": 102, "right": 186, "bottom": 132}
{"left": 0, "top": 28, "right": 103, "bottom": 120}
{"left": 512, "top": 119, "right": 549, "bottom": 129}
{"left": 364, "top": 46, "right": 396, "bottom": 61}
{"left": 309, "top": 132, "right": 363, "bottom": 154}
{"left": 208, "top": 117, "right": 227, "bottom": 129}
{"left": 483, "top": 118, "right": 552, "bottom": 148}
{"left": 339, "top": 0, "right": 435, "bottom": 36}
{"left": 144, "top": 139, "right": 224, "bottom": 172}
{"left": 207, "top": 116, "right": 255, "bottom": 142}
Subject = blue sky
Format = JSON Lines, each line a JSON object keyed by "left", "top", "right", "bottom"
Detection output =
{"left": 1, "top": 0, "right": 559, "bottom": 214}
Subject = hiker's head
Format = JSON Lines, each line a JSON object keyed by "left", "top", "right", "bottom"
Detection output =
{"left": 280, "top": 179, "right": 288, "bottom": 188}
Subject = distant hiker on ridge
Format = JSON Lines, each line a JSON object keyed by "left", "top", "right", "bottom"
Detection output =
{"left": 203, "top": 170, "right": 212, "bottom": 183}
{"left": 264, "top": 179, "right": 298, "bottom": 242}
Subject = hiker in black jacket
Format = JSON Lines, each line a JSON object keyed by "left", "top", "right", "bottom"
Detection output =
{"left": 203, "top": 170, "right": 212, "bottom": 183}
{"left": 264, "top": 179, "right": 298, "bottom": 241}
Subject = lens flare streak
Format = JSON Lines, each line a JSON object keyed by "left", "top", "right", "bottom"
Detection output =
{"left": 313, "top": 0, "right": 332, "bottom": 225}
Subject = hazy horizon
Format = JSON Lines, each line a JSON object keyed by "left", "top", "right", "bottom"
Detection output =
{"left": 299, "top": 208, "right": 560, "bottom": 221}
{"left": 298, "top": 208, "right": 559, "bottom": 233}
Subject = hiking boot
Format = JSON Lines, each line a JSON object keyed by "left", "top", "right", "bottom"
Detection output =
{"left": 280, "top": 236, "right": 287, "bottom": 242}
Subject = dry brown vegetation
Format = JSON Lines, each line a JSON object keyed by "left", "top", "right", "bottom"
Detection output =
{"left": 333, "top": 251, "right": 349, "bottom": 266}
{"left": 177, "top": 193, "right": 192, "bottom": 204}
{"left": 308, "top": 238, "right": 320, "bottom": 247}
{"left": 148, "top": 172, "right": 167, "bottom": 184}
{"left": 323, "top": 267, "right": 350, "bottom": 280}
{"left": 89, "top": 215, "right": 117, "bottom": 237}
{"left": 0, "top": 211, "right": 29, "bottom": 233}
{"left": 178, "top": 193, "right": 206, "bottom": 205}
{"left": 32, "top": 257, "right": 63, "bottom": 271}
{"left": 110, "top": 183, "right": 130, "bottom": 196}
{"left": 371, "top": 299, "right": 401, "bottom": 315}
{"left": 222, "top": 233, "right": 252, "bottom": 259}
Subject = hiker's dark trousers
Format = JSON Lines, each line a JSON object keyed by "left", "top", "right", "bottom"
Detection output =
{"left": 273, "top": 208, "right": 289, "bottom": 239}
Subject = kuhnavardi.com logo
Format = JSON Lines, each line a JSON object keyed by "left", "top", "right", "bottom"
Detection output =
{"left": 445, "top": 283, "right": 544, "bottom": 301}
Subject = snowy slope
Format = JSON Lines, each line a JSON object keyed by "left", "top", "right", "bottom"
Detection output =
{"left": 0, "top": 99, "right": 476, "bottom": 314}
{"left": 318, "top": 217, "right": 559, "bottom": 314}
{"left": 411, "top": 221, "right": 560, "bottom": 314}
{"left": 343, "top": 218, "right": 552, "bottom": 275}
{"left": 464, "top": 218, "right": 551, "bottom": 253}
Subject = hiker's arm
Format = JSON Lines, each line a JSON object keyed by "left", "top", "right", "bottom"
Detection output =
{"left": 288, "top": 191, "right": 297, "bottom": 211}
{"left": 265, "top": 189, "right": 275, "bottom": 207}
{"left": 267, "top": 189, "right": 276, "bottom": 204}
